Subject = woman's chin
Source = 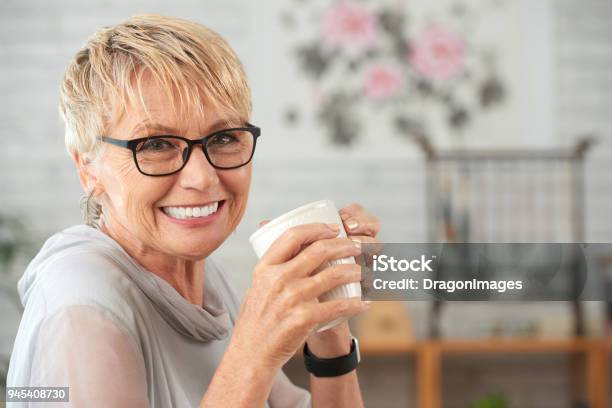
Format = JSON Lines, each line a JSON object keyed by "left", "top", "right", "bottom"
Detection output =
{"left": 170, "top": 246, "right": 213, "bottom": 262}
{"left": 162, "top": 231, "right": 225, "bottom": 260}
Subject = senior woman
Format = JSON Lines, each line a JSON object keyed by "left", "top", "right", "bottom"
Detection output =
{"left": 7, "top": 14, "right": 380, "bottom": 408}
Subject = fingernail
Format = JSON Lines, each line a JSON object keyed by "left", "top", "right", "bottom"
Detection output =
{"left": 352, "top": 239, "right": 361, "bottom": 250}
{"left": 327, "top": 223, "right": 340, "bottom": 232}
{"left": 362, "top": 300, "right": 372, "bottom": 308}
{"left": 340, "top": 212, "right": 350, "bottom": 221}
{"left": 346, "top": 220, "right": 359, "bottom": 230}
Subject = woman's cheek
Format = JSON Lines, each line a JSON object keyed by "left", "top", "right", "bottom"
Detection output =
{"left": 99, "top": 157, "right": 135, "bottom": 211}
{"left": 224, "top": 170, "right": 251, "bottom": 229}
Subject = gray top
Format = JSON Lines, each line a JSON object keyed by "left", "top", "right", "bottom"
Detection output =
{"left": 7, "top": 225, "right": 311, "bottom": 407}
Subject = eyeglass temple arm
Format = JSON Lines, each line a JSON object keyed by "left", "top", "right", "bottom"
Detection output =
{"left": 245, "top": 123, "right": 261, "bottom": 137}
{"left": 99, "top": 136, "right": 130, "bottom": 148}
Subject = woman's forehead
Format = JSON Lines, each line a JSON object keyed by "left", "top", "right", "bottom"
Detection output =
{"left": 115, "top": 84, "right": 237, "bottom": 135}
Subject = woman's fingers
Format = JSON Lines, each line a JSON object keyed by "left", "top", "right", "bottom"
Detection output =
{"left": 283, "top": 237, "right": 361, "bottom": 278}
{"left": 339, "top": 203, "right": 380, "bottom": 238}
{"left": 283, "top": 263, "right": 361, "bottom": 305}
{"left": 338, "top": 203, "right": 365, "bottom": 220}
{"left": 260, "top": 223, "right": 340, "bottom": 265}
{"left": 346, "top": 235, "right": 384, "bottom": 258}
{"left": 343, "top": 215, "right": 380, "bottom": 237}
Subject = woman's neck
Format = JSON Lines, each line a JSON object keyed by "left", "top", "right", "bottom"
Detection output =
{"left": 99, "top": 220, "right": 205, "bottom": 306}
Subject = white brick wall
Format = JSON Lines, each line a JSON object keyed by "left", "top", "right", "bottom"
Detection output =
{"left": 556, "top": 0, "right": 612, "bottom": 244}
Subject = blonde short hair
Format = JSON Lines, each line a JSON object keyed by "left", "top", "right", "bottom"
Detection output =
{"left": 59, "top": 13, "right": 252, "bottom": 160}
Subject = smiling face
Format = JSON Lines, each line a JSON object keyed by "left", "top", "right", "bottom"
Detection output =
{"left": 88, "top": 73, "right": 252, "bottom": 261}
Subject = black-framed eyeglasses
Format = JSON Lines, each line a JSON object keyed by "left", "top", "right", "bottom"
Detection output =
{"left": 98, "top": 124, "right": 261, "bottom": 176}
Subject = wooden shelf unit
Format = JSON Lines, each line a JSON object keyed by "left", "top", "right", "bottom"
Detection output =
{"left": 359, "top": 337, "right": 611, "bottom": 408}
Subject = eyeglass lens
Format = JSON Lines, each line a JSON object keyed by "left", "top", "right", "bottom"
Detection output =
{"left": 134, "top": 130, "right": 255, "bottom": 175}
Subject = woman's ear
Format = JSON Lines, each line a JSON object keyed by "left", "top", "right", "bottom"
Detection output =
{"left": 71, "top": 151, "right": 105, "bottom": 196}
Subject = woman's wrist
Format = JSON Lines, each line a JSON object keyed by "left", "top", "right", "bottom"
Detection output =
{"left": 226, "top": 334, "right": 280, "bottom": 374}
{"left": 201, "top": 338, "right": 278, "bottom": 408}
{"left": 306, "top": 322, "right": 352, "bottom": 358}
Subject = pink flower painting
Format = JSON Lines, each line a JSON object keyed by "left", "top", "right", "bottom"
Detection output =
{"left": 289, "top": 2, "right": 506, "bottom": 145}
{"left": 322, "top": 3, "right": 378, "bottom": 56}
{"left": 409, "top": 25, "right": 466, "bottom": 80}
{"left": 364, "top": 64, "right": 404, "bottom": 101}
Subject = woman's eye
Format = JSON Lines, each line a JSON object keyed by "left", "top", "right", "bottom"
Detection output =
{"left": 139, "top": 138, "right": 174, "bottom": 151}
{"left": 209, "top": 133, "right": 238, "bottom": 145}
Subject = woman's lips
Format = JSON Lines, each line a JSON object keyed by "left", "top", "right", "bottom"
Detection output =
{"left": 159, "top": 200, "right": 225, "bottom": 226}
{"left": 162, "top": 201, "right": 220, "bottom": 218}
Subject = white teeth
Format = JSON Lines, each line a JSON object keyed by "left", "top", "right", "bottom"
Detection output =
{"left": 162, "top": 201, "right": 221, "bottom": 219}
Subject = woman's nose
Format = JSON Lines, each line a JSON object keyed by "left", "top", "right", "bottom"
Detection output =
{"left": 178, "top": 145, "right": 220, "bottom": 190}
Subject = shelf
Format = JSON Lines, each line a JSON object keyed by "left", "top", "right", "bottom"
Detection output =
{"left": 433, "top": 337, "right": 592, "bottom": 354}
{"left": 359, "top": 339, "right": 417, "bottom": 355}
{"left": 356, "top": 336, "right": 611, "bottom": 408}
{"left": 359, "top": 337, "right": 607, "bottom": 356}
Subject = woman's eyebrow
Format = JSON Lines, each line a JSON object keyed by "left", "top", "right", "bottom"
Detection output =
{"left": 130, "top": 119, "right": 243, "bottom": 137}
{"left": 131, "top": 121, "right": 180, "bottom": 136}
{"left": 206, "top": 119, "right": 242, "bottom": 132}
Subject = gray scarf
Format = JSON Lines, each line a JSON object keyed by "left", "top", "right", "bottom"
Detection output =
{"left": 87, "top": 226, "right": 232, "bottom": 342}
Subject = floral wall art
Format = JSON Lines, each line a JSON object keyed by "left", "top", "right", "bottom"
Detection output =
{"left": 281, "top": 0, "right": 508, "bottom": 148}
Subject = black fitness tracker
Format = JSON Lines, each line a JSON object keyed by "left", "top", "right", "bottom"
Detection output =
{"left": 303, "top": 336, "right": 361, "bottom": 377}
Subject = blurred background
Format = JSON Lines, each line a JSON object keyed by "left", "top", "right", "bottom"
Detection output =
{"left": 1, "top": 0, "right": 611, "bottom": 407}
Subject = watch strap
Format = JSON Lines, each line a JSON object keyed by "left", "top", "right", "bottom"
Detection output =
{"left": 303, "top": 336, "right": 360, "bottom": 378}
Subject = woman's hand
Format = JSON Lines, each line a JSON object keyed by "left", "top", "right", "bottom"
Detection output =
{"left": 307, "top": 203, "right": 380, "bottom": 357}
{"left": 229, "top": 222, "right": 370, "bottom": 372}
{"left": 339, "top": 202, "right": 380, "bottom": 246}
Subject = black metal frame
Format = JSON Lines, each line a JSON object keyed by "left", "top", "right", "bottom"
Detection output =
{"left": 412, "top": 135, "right": 596, "bottom": 338}
{"left": 99, "top": 123, "right": 261, "bottom": 176}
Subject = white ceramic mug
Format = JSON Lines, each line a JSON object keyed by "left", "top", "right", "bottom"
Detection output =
{"left": 249, "top": 200, "right": 362, "bottom": 331}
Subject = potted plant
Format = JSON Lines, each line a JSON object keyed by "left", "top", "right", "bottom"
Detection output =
{"left": 470, "top": 392, "right": 508, "bottom": 408}
{"left": 0, "top": 213, "right": 34, "bottom": 394}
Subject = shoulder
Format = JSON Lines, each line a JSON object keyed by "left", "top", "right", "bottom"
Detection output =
{"left": 22, "top": 226, "right": 147, "bottom": 332}
{"left": 40, "top": 246, "right": 141, "bottom": 305}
